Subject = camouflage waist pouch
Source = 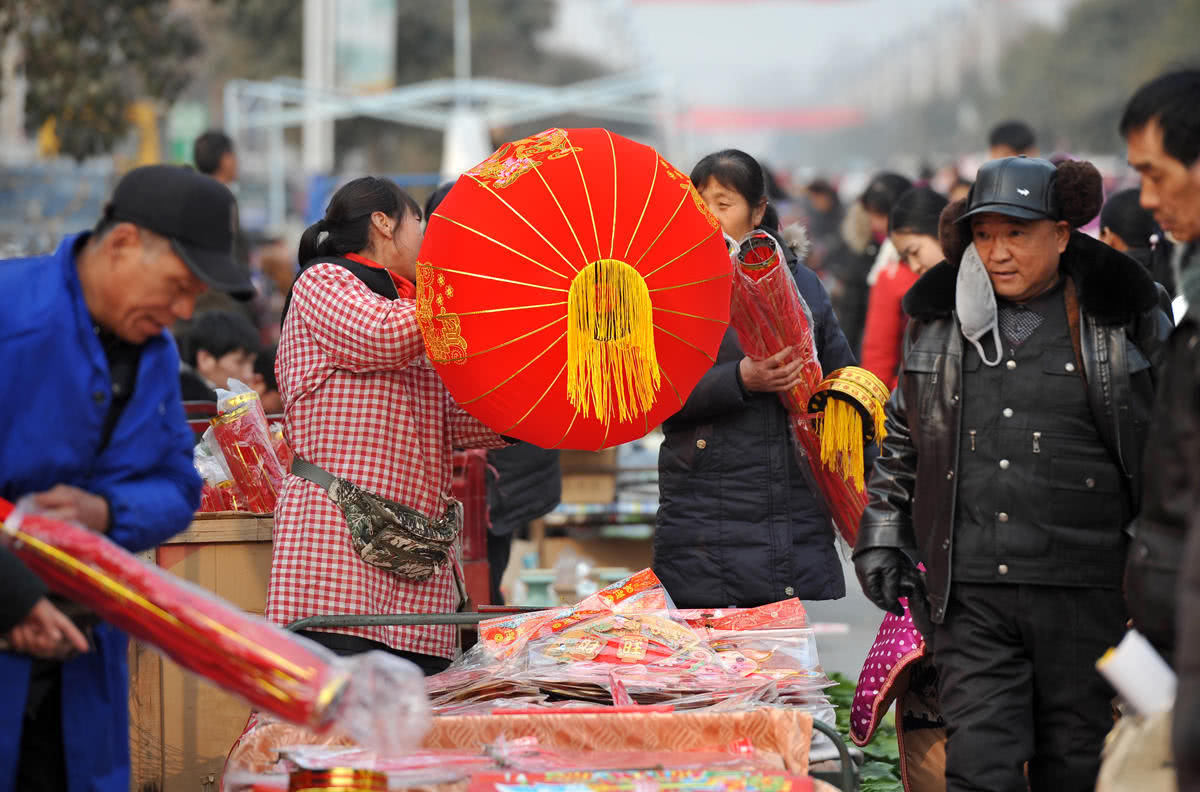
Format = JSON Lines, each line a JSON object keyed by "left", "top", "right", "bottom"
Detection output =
{"left": 292, "top": 456, "right": 463, "bottom": 582}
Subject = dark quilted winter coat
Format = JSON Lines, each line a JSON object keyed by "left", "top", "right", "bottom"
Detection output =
{"left": 653, "top": 232, "right": 857, "bottom": 608}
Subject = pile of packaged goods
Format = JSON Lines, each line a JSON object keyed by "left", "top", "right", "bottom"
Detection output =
{"left": 194, "top": 380, "right": 288, "bottom": 514}
{"left": 426, "top": 569, "right": 835, "bottom": 715}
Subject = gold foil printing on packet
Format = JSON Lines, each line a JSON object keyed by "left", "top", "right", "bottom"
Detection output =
{"left": 224, "top": 391, "right": 261, "bottom": 410}
{"left": 211, "top": 403, "right": 253, "bottom": 426}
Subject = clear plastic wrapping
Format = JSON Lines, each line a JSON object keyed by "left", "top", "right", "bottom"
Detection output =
{"left": 194, "top": 440, "right": 244, "bottom": 513}
{"left": 269, "top": 421, "right": 293, "bottom": 472}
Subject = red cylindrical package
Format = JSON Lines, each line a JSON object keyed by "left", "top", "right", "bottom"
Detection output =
{"left": 728, "top": 231, "right": 865, "bottom": 545}
{"left": 0, "top": 498, "right": 349, "bottom": 729}
{"left": 194, "top": 444, "right": 246, "bottom": 514}
{"left": 211, "top": 393, "right": 284, "bottom": 514}
{"left": 729, "top": 232, "right": 824, "bottom": 415}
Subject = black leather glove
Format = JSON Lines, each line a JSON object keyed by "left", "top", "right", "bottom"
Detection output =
{"left": 854, "top": 547, "right": 915, "bottom": 617}
{"left": 901, "top": 574, "right": 935, "bottom": 651}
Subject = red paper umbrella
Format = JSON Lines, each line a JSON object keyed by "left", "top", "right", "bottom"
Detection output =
{"left": 417, "top": 128, "right": 731, "bottom": 449}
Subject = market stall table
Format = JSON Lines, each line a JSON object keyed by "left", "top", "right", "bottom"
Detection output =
{"left": 220, "top": 570, "right": 856, "bottom": 791}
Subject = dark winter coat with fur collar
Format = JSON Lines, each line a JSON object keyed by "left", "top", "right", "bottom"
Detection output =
{"left": 855, "top": 231, "right": 1172, "bottom": 623}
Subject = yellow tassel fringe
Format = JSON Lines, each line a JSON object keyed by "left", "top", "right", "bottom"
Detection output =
{"left": 815, "top": 398, "right": 886, "bottom": 491}
{"left": 873, "top": 398, "right": 887, "bottom": 448}
{"left": 566, "top": 259, "right": 660, "bottom": 424}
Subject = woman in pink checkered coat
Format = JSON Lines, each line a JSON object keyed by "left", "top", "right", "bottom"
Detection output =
{"left": 269, "top": 177, "right": 504, "bottom": 675}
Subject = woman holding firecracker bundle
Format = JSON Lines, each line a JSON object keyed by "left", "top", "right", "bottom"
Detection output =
{"left": 270, "top": 177, "right": 504, "bottom": 675}
{"left": 654, "top": 150, "right": 858, "bottom": 608}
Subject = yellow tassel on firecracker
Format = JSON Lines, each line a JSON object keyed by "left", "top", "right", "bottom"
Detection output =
{"left": 566, "top": 258, "right": 660, "bottom": 424}
{"left": 871, "top": 399, "right": 887, "bottom": 449}
{"left": 817, "top": 398, "right": 868, "bottom": 490}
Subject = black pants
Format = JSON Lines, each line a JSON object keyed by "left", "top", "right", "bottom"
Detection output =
{"left": 487, "top": 528, "right": 514, "bottom": 606}
{"left": 932, "top": 583, "right": 1123, "bottom": 792}
{"left": 16, "top": 660, "right": 67, "bottom": 791}
{"left": 296, "top": 630, "right": 451, "bottom": 676}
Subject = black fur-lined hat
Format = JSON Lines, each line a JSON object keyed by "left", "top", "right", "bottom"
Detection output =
{"left": 939, "top": 156, "right": 1104, "bottom": 268}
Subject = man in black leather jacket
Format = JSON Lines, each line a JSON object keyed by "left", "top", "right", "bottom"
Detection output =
{"left": 1118, "top": 69, "right": 1200, "bottom": 790}
{"left": 853, "top": 156, "right": 1171, "bottom": 792}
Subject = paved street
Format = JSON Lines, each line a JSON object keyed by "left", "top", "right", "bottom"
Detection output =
{"left": 804, "top": 550, "right": 884, "bottom": 681}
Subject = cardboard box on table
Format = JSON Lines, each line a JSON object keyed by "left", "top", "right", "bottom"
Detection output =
{"left": 558, "top": 448, "right": 618, "bottom": 504}
{"left": 526, "top": 449, "right": 653, "bottom": 573}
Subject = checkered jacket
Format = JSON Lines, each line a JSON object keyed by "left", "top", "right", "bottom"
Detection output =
{"left": 267, "top": 262, "right": 502, "bottom": 658}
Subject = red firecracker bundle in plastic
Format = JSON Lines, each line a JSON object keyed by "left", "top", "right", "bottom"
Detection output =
{"left": 729, "top": 232, "right": 825, "bottom": 415}
{"left": 198, "top": 481, "right": 225, "bottom": 514}
{"left": 269, "top": 422, "right": 293, "bottom": 472}
{"left": 195, "top": 436, "right": 247, "bottom": 514}
{"left": 211, "top": 382, "right": 285, "bottom": 514}
{"left": 0, "top": 497, "right": 430, "bottom": 750}
{"left": 728, "top": 231, "right": 890, "bottom": 545}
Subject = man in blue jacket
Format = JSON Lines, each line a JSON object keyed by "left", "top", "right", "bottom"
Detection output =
{"left": 0, "top": 164, "right": 253, "bottom": 791}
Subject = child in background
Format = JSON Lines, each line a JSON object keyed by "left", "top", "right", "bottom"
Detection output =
{"left": 176, "top": 310, "right": 260, "bottom": 402}
{"left": 252, "top": 344, "right": 283, "bottom": 415}
{"left": 1099, "top": 187, "right": 1159, "bottom": 269}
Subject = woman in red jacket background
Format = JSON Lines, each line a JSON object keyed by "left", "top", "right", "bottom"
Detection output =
{"left": 859, "top": 187, "right": 948, "bottom": 390}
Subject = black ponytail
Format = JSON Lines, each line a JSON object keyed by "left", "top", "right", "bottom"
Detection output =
{"left": 297, "top": 176, "right": 421, "bottom": 267}
{"left": 296, "top": 218, "right": 327, "bottom": 269}
{"left": 760, "top": 203, "right": 781, "bottom": 232}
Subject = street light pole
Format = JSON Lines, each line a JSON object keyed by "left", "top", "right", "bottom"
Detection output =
{"left": 302, "top": 0, "right": 334, "bottom": 174}
{"left": 454, "top": 0, "right": 471, "bottom": 106}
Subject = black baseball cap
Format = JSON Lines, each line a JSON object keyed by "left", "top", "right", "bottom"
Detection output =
{"left": 959, "top": 156, "right": 1059, "bottom": 224}
{"left": 103, "top": 164, "right": 254, "bottom": 300}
